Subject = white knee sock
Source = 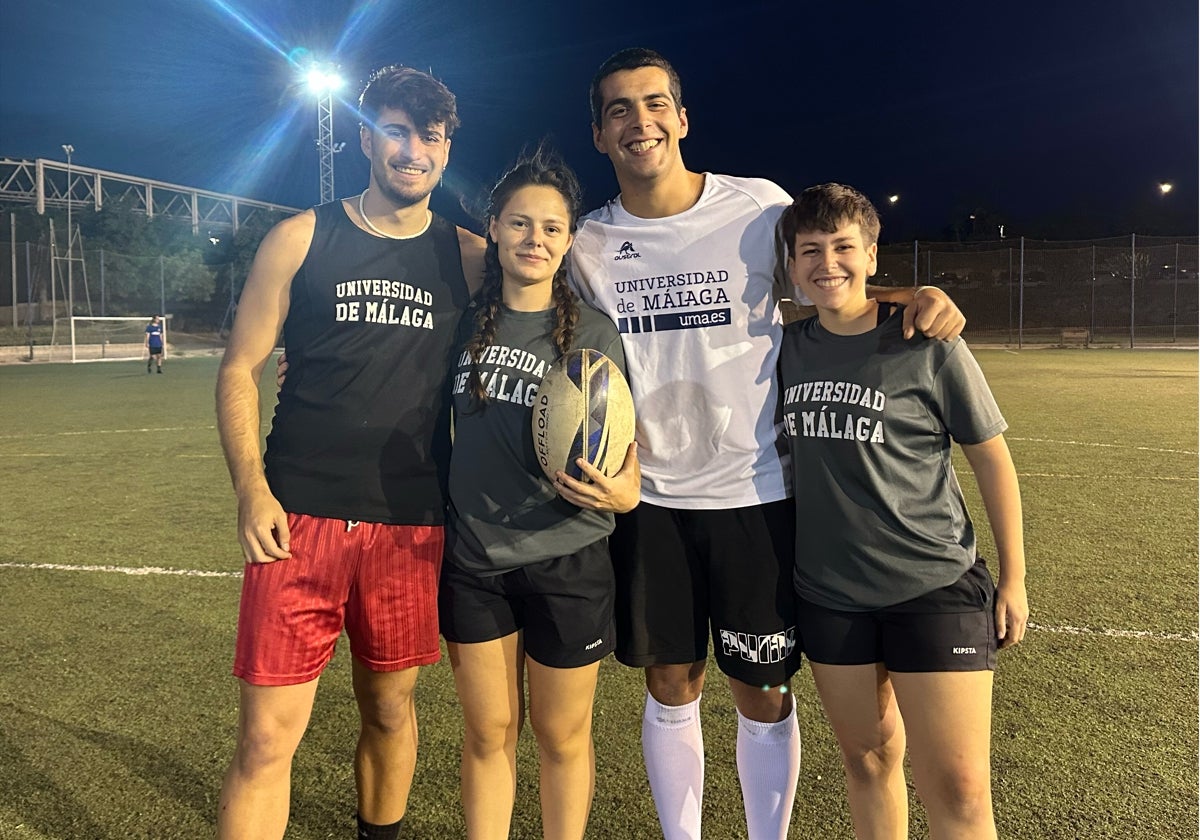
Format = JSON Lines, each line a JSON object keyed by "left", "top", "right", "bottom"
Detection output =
{"left": 642, "top": 693, "right": 704, "bottom": 840}
{"left": 736, "top": 702, "right": 801, "bottom": 840}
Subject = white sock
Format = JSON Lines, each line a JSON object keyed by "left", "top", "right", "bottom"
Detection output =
{"left": 736, "top": 702, "right": 801, "bottom": 840}
{"left": 642, "top": 693, "right": 704, "bottom": 840}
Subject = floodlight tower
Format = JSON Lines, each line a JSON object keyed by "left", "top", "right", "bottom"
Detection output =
{"left": 62, "top": 144, "right": 75, "bottom": 316}
{"left": 306, "top": 65, "right": 346, "bottom": 204}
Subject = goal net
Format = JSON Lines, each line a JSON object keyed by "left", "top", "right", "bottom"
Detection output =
{"left": 59, "top": 316, "right": 169, "bottom": 363}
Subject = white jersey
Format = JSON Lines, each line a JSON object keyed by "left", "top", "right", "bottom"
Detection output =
{"left": 568, "top": 173, "right": 792, "bottom": 509}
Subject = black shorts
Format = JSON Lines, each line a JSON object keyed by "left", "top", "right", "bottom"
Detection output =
{"left": 797, "top": 559, "right": 998, "bottom": 672}
{"left": 148, "top": 345, "right": 163, "bottom": 356}
{"left": 609, "top": 499, "right": 801, "bottom": 686}
{"left": 438, "top": 539, "right": 615, "bottom": 669}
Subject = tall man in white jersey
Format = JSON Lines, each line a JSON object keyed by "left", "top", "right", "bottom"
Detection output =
{"left": 566, "top": 48, "right": 965, "bottom": 840}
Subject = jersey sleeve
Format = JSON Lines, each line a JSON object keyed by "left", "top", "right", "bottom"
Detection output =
{"left": 930, "top": 339, "right": 1007, "bottom": 445}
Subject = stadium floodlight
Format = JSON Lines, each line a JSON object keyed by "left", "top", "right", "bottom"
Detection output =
{"left": 888, "top": 194, "right": 900, "bottom": 205}
{"left": 304, "top": 62, "right": 346, "bottom": 204}
{"left": 1158, "top": 182, "right": 1173, "bottom": 195}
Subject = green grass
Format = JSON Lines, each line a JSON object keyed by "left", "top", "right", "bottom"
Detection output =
{"left": 0, "top": 350, "right": 1196, "bottom": 839}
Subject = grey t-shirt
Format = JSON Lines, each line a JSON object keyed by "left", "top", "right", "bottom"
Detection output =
{"left": 779, "top": 308, "right": 1007, "bottom": 610}
{"left": 445, "top": 303, "right": 627, "bottom": 574}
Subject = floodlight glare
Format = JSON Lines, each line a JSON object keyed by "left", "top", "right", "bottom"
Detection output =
{"left": 1158, "top": 182, "right": 1173, "bottom": 195}
{"left": 888, "top": 194, "right": 900, "bottom": 204}
{"left": 306, "top": 69, "right": 343, "bottom": 95}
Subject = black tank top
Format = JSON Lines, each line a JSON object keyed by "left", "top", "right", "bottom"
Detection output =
{"left": 264, "top": 201, "right": 471, "bottom": 524}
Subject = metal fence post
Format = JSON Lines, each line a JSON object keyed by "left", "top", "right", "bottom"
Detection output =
{"left": 1090, "top": 245, "right": 1096, "bottom": 340}
{"left": 1019, "top": 237, "right": 1025, "bottom": 349}
{"left": 1008, "top": 247, "right": 1014, "bottom": 345}
{"left": 1129, "top": 234, "right": 1136, "bottom": 348}
{"left": 1173, "top": 242, "right": 1179, "bottom": 343}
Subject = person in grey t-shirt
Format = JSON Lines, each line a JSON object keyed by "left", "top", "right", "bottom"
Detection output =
{"left": 438, "top": 149, "right": 640, "bottom": 839}
{"left": 778, "top": 183, "right": 1028, "bottom": 840}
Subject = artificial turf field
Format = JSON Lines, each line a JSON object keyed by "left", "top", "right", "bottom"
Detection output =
{"left": 0, "top": 349, "right": 1195, "bottom": 839}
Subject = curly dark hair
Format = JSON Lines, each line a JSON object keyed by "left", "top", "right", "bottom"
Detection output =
{"left": 465, "top": 147, "right": 583, "bottom": 406}
{"left": 357, "top": 65, "right": 460, "bottom": 137}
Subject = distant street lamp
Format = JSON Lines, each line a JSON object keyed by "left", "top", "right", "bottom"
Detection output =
{"left": 62, "top": 144, "right": 74, "bottom": 316}
{"left": 305, "top": 64, "right": 346, "bottom": 204}
{"left": 1158, "top": 182, "right": 1173, "bottom": 195}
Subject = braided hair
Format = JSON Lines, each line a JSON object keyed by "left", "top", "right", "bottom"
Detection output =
{"left": 464, "top": 148, "right": 583, "bottom": 405}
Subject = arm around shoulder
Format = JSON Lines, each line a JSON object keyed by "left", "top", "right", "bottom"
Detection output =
{"left": 868, "top": 284, "right": 966, "bottom": 341}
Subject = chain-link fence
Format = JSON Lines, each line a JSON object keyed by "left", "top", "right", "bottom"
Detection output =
{"left": 876, "top": 235, "right": 1199, "bottom": 347}
{"left": 3, "top": 234, "right": 1197, "bottom": 352}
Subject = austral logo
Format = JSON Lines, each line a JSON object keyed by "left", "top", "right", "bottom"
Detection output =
{"left": 613, "top": 240, "right": 642, "bottom": 261}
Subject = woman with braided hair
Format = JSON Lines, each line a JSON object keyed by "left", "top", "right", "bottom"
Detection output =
{"left": 439, "top": 149, "right": 641, "bottom": 840}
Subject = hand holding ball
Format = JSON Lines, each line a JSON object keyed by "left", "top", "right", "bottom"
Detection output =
{"left": 533, "top": 349, "right": 635, "bottom": 482}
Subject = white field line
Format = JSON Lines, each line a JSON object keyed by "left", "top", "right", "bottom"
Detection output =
{"left": 0, "top": 562, "right": 239, "bottom": 579}
{"left": 1, "top": 563, "right": 1195, "bottom": 643}
{"left": 1027, "top": 621, "right": 1198, "bottom": 643}
{"left": 1007, "top": 436, "right": 1197, "bottom": 457}
{"left": 0, "top": 425, "right": 217, "bottom": 440}
{"left": 1016, "top": 472, "right": 1196, "bottom": 482}
{"left": 0, "top": 453, "right": 222, "bottom": 458}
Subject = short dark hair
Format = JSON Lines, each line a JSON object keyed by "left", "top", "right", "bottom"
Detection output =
{"left": 358, "top": 65, "right": 460, "bottom": 137}
{"left": 780, "top": 183, "right": 882, "bottom": 257}
{"left": 589, "top": 47, "right": 683, "bottom": 125}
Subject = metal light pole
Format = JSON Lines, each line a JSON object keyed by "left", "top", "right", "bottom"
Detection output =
{"left": 62, "top": 144, "right": 74, "bottom": 318}
{"left": 307, "top": 66, "right": 346, "bottom": 205}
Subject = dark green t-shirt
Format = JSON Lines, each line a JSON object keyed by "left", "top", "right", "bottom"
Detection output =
{"left": 779, "top": 309, "right": 1007, "bottom": 610}
{"left": 445, "top": 303, "right": 627, "bottom": 574}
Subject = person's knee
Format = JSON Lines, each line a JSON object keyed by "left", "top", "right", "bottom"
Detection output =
{"left": 529, "top": 710, "right": 591, "bottom": 763}
{"left": 839, "top": 735, "right": 904, "bottom": 787}
{"left": 918, "top": 762, "right": 992, "bottom": 824}
{"left": 645, "top": 663, "right": 705, "bottom": 706}
{"left": 356, "top": 678, "right": 418, "bottom": 735}
{"left": 463, "top": 708, "right": 520, "bottom": 756}
{"left": 233, "top": 718, "right": 304, "bottom": 773}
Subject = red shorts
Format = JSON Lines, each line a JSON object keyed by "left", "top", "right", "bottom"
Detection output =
{"left": 233, "top": 514, "right": 444, "bottom": 686}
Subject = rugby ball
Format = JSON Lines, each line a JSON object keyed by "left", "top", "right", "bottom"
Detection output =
{"left": 533, "top": 349, "right": 636, "bottom": 482}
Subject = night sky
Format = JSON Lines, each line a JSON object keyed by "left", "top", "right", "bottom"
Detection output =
{"left": 1, "top": 0, "right": 1195, "bottom": 242}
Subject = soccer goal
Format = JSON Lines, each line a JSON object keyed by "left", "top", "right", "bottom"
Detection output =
{"left": 59, "top": 316, "right": 169, "bottom": 363}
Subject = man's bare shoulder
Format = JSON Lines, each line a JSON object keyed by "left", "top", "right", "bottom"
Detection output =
{"left": 269, "top": 208, "right": 317, "bottom": 245}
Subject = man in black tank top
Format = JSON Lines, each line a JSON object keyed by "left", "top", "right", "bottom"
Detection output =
{"left": 216, "top": 66, "right": 484, "bottom": 840}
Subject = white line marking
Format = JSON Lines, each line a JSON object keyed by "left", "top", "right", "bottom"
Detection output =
{"left": 0, "top": 453, "right": 222, "bottom": 458}
{"left": 0, "top": 422, "right": 267, "bottom": 442}
{"left": 1028, "top": 621, "right": 1197, "bottom": 643}
{"left": 1016, "top": 472, "right": 1196, "bottom": 482}
{"left": 2, "top": 564, "right": 1195, "bottom": 642}
{"left": 0, "top": 562, "right": 240, "bottom": 578}
{"left": 1008, "top": 437, "right": 1197, "bottom": 456}
{"left": 0, "top": 426, "right": 216, "bottom": 440}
